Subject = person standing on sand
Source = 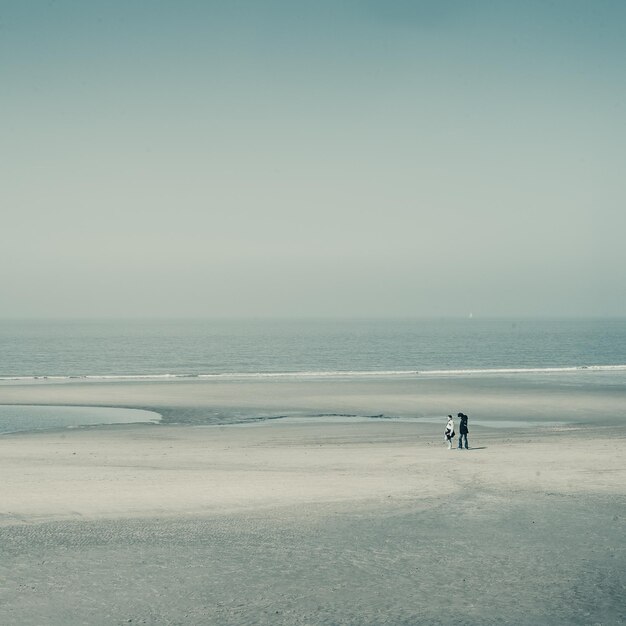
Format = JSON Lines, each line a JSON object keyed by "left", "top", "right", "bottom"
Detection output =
{"left": 444, "top": 415, "right": 455, "bottom": 450}
{"left": 457, "top": 412, "right": 469, "bottom": 449}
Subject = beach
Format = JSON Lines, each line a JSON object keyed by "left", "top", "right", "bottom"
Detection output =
{"left": 4, "top": 0, "right": 626, "bottom": 617}
{"left": 0, "top": 376, "right": 625, "bottom": 625}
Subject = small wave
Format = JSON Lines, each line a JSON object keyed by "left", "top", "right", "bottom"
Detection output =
{"left": 410, "top": 365, "right": 626, "bottom": 376}
{"left": 1, "top": 364, "right": 625, "bottom": 383}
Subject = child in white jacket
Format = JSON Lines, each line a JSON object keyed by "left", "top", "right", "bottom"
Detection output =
{"left": 444, "top": 415, "right": 455, "bottom": 450}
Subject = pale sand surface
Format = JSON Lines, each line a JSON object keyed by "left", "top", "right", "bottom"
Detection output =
{"left": 1, "top": 376, "right": 625, "bottom": 624}
{"left": 0, "top": 421, "right": 624, "bottom": 523}
{"left": 1, "top": 419, "right": 625, "bottom": 625}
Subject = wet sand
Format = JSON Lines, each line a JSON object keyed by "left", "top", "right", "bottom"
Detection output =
{"left": 0, "top": 415, "right": 625, "bottom": 625}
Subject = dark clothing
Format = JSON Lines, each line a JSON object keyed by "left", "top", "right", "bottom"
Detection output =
{"left": 458, "top": 414, "right": 469, "bottom": 449}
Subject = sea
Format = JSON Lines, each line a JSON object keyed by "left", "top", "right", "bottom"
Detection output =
{"left": 1, "top": 317, "right": 625, "bottom": 380}
{"left": 1, "top": 317, "right": 625, "bottom": 432}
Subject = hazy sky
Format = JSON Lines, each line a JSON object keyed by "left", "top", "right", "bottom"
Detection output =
{"left": 2, "top": 0, "right": 625, "bottom": 318}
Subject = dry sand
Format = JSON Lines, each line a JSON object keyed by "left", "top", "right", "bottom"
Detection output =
{"left": 1, "top": 418, "right": 625, "bottom": 625}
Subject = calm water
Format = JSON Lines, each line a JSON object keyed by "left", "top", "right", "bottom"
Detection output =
{"left": 0, "top": 405, "right": 159, "bottom": 434}
{"left": 1, "top": 318, "right": 624, "bottom": 379}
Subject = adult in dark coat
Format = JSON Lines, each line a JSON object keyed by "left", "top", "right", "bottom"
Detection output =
{"left": 457, "top": 412, "right": 469, "bottom": 449}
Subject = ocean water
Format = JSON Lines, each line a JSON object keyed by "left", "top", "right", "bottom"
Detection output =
{"left": 1, "top": 318, "right": 625, "bottom": 433}
{"left": 1, "top": 318, "right": 625, "bottom": 380}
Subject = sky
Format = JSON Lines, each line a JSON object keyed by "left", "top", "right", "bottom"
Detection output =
{"left": 2, "top": 0, "right": 625, "bottom": 318}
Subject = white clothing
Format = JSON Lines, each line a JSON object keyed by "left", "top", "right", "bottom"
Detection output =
{"left": 444, "top": 418, "right": 455, "bottom": 440}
